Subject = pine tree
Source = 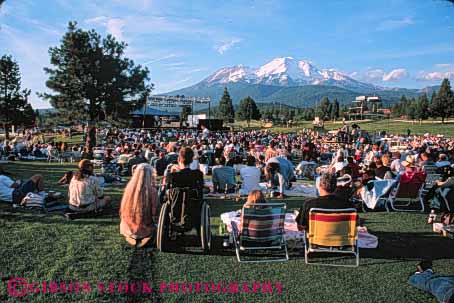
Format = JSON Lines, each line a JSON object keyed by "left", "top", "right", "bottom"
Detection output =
{"left": 406, "top": 98, "right": 417, "bottom": 120}
{"left": 331, "top": 98, "right": 340, "bottom": 121}
{"left": 217, "top": 87, "right": 235, "bottom": 122}
{"left": 417, "top": 93, "right": 430, "bottom": 123}
{"left": 319, "top": 96, "right": 331, "bottom": 120}
{"left": 430, "top": 79, "right": 452, "bottom": 123}
{"left": 236, "top": 96, "right": 260, "bottom": 126}
{"left": 40, "top": 21, "right": 152, "bottom": 149}
{"left": 0, "top": 55, "right": 32, "bottom": 139}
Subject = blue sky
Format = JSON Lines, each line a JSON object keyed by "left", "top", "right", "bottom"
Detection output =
{"left": 1, "top": 0, "right": 454, "bottom": 108}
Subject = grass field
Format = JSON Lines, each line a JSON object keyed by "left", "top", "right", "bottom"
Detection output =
{"left": 232, "top": 119, "right": 454, "bottom": 136}
{"left": 1, "top": 162, "right": 454, "bottom": 302}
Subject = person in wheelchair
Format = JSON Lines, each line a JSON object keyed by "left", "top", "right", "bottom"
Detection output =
{"left": 166, "top": 147, "right": 204, "bottom": 230}
{"left": 157, "top": 147, "right": 211, "bottom": 251}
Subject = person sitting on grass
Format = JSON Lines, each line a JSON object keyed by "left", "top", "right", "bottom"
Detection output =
{"left": 68, "top": 160, "right": 111, "bottom": 213}
{"left": 212, "top": 156, "right": 236, "bottom": 193}
{"left": 120, "top": 163, "right": 158, "bottom": 247}
{"left": 296, "top": 172, "right": 353, "bottom": 231}
{"left": 408, "top": 260, "right": 454, "bottom": 303}
{"left": 239, "top": 156, "right": 261, "bottom": 195}
{"left": 0, "top": 166, "right": 44, "bottom": 204}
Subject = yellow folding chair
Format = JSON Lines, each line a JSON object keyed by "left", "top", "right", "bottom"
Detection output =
{"left": 304, "top": 208, "right": 359, "bottom": 267}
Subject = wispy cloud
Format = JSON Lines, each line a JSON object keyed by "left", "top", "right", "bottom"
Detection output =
{"left": 144, "top": 54, "right": 179, "bottom": 65}
{"left": 376, "top": 16, "right": 414, "bottom": 31}
{"left": 364, "top": 69, "right": 385, "bottom": 82}
{"left": 382, "top": 68, "right": 408, "bottom": 82}
{"left": 106, "top": 18, "right": 126, "bottom": 40}
{"left": 435, "top": 63, "right": 454, "bottom": 69}
{"left": 351, "top": 68, "right": 409, "bottom": 82}
{"left": 85, "top": 16, "right": 126, "bottom": 40}
{"left": 417, "top": 71, "right": 454, "bottom": 81}
{"left": 216, "top": 38, "right": 242, "bottom": 54}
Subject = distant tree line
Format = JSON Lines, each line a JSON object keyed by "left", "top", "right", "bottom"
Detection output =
{"left": 392, "top": 78, "right": 453, "bottom": 123}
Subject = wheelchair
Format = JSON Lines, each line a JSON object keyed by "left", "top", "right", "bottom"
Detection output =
{"left": 156, "top": 185, "right": 212, "bottom": 253}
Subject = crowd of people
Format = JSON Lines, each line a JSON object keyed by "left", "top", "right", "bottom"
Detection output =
{"left": 1, "top": 125, "right": 454, "bottom": 302}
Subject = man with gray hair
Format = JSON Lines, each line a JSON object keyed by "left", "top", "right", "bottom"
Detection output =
{"left": 296, "top": 172, "right": 353, "bottom": 230}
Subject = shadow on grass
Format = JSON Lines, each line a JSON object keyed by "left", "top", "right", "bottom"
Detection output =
{"left": 361, "top": 231, "right": 454, "bottom": 261}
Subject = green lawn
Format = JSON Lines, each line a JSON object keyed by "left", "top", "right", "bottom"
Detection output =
{"left": 232, "top": 119, "right": 454, "bottom": 136}
{"left": 1, "top": 161, "right": 453, "bottom": 302}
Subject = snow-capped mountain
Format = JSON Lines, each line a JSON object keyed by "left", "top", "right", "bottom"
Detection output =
{"left": 200, "top": 57, "right": 377, "bottom": 91}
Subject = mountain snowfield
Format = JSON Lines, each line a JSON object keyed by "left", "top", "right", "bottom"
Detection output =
{"left": 166, "top": 56, "right": 437, "bottom": 107}
{"left": 201, "top": 57, "right": 377, "bottom": 91}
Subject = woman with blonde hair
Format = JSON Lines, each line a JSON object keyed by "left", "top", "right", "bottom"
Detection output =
{"left": 239, "top": 190, "right": 267, "bottom": 231}
{"left": 246, "top": 189, "right": 266, "bottom": 205}
{"left": 120, "top": 163, "right": 158, "bottom": 247}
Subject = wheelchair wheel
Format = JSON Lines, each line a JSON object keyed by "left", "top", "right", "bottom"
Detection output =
{"left": 200, "top": 202, "right": 212, "bottom": 252}
{"left": 157, "top": 202, "right": 170, "bottom": 252}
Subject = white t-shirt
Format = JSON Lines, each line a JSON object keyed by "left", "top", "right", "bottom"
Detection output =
{"left": 0, "top": 175, "right": 15, "bottom": 202}
{"left": 240, "top": 166, "right": 261, "bottom": 195}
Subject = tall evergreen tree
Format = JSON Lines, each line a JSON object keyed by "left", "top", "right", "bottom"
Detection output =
{"left": 406, "top": 98, "right": 417, "bottom": 120}
{"left": 430, "top": 79, "right": 452, "bottom": 123}
{"left": 318, "top": 96, "right": 331, "bottom": 120}
{"left": 331, "top": 98, "right": 340, "bottom": 121}
{"left": 0, "top": 55, "right": 33, "bottom": 139}
{"left": 217, "top": 87, "right": 235, "bottom": 122}
{"left": 417, "top": 93, "right": 430, "bottom": 122}
{"left": 236, "top": 96, "right": 260, "bottom": 126}
{"left": 40, "top": 21, "right": 152, "bottom": 149}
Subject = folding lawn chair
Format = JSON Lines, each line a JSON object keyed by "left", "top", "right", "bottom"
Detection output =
{"left": 304, "top": 208, "right": 359, "bottom": 267}
{"left": 385, "top": 181, "right": 425, "bottom": 212}
{"left": 231, "top": 202, "right": 289, "bottom": 263}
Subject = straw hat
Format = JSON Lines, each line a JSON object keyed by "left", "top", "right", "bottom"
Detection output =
{"left": 402, "top": 155, "right": 416, "bottom": 167}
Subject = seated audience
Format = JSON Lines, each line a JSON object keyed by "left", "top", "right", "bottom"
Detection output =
{"left": 68, "top": 160, "right": 111, "bottom": 212}
{"left": 390, "top": 152, "right": 404, "bottom": 174}
{"left": 212, "top": 157, "right": 236, "bottom": 193}
{"left": 296, "top": 172, "right": 353, "bottom": 230}
{"left": 399, "top": 156, "right": 426, "bottom": 184}
{"left": 166, "top": 147, "right": 204, "bottom": 192}
{"left": 375, "top": 159, "right": 391, "bottom": 179}
{"left": 0, "top": 166, "right": 44, "bottom": 204}
{"left": 120, "top": 163, "right": 157, "bottom": 247}
{"left": 154, "top": 152, "right": 168, "bottom": 176}
{"left": 239, "top": 190, "right": 267, "bottom": 231}
{"left": 239, "top": 156, "right": 261, "bottom": 195}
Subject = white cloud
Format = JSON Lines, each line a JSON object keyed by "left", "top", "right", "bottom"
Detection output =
{"left": 382, "top": 68, "right": 408, "bottom": 82}
{"left": 417, "top": 71, "right": 454, "bottom": 81}
{"left": 144, "top": 54, "right": 178, "bottom": 65}
{"left": 106, "top": 18, "right": 126, "bottom": 40}
{"left": 216, "top": 38, "right": 242, "bottom": 54}
{"left": 364, "top": 69, "right": 385, "bottom": 81}
{"left": 377, "top": 17, "right": 414, "bottom": 31}
{"left": 85, "top": 16, "right": 126, "bottom": 40}
{"left": 435, "top": 63, "right": 454, "bottom": 69}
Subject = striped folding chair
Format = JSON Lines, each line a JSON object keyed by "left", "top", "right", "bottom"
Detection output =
{"left": 232, "top": 203, "right": 288, "bottom": 263}
{"left": 304, "top": 208, "right": 359, "bottom": 267}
